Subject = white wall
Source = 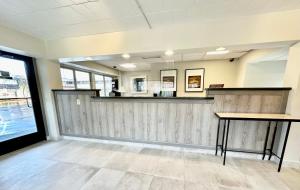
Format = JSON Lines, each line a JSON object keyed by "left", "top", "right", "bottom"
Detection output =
{"left": 36, "top": 59, "right": 62, "bottom": 139}
{"left": 0, "top": 25, "right": 62, "bottom": 140}
{"left": 121, "top": 59, "right": 238, "bottom": 97}
{"left": 73, "top": 61, "right": 120, "bottom": 76}
{"left": 243, "top": 61, "right": 286, "bottom": 87}
{"left": 236, "top": 48, "right": 288, "bottom": 87}
{"left": 0, "top": 25, "right": 45, "bottom": 57}
{"left": 282, "top": 42, "right": 300, "bottom": 166}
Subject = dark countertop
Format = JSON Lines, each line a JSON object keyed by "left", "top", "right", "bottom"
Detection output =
{"left": 91, "top": 96, "right": 214, "bottom": 100}
{"left": 52, "top": 89, "right": 100, "bottom": 91}
{"left": 52, "top": 89, "right": 100, "bottom": 96}
{"left": 206, "top": 87, "right": 292, "bottom": 91}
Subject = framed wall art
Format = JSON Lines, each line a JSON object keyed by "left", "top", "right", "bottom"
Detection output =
{"left": 160, "top": 69, "right": 177, "bottom": 92}
{"left": 185, "top": 68, "right": 205, "bottom": 92}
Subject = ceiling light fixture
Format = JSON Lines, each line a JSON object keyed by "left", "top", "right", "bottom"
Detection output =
{"left": 165, "top": 50, "right": 174, "bottom": 56}
{"left": 206, "top": 50, "right": 229, "bottom": 55}
{"left": 122, "top": 53, "right": 131, "bottom": 59}
{"left": 119, "top": 63, "right": 136, "bottom": 68}
{"left": 216, "top": 47, "right": 226, "bottom": 51}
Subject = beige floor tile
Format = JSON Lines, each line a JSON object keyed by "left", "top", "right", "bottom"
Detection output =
{"left": 0, "top": 158, "right": 57, "bottom": 190}
{"left": 128, "top": 154, "right": 160, "bottom": 175}
{"left": 103, "top": 151, "right": 140, "bottom": 171}
{"left": 279, "top": 168, "right": 300, "bottom": 190}
{"left": 1, "top": 140, "right": 300, "bottom": 190}
{"left": 115, "top": 172, "right": 153, "bottom": 190}
{"left": 149, "top": 177, "right": 184, "bottom": 190}
{"left": 81, "top": 168, "right": 126, "bottom": 190}
{"left": 185, "top": 181, "right": 218, "bottom": 190}
{"left": 154, "top": 157, "right": 185, "bottom": 180}
{"left": 10, "top": 162, "right": 97, "bottom": 190}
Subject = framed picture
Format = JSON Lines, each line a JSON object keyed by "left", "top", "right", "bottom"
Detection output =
{"left": 185, "top": 68, "right": 205, "bottom": 92}
{"left": 160, "top": 69, "right": 177, "bottom": 91}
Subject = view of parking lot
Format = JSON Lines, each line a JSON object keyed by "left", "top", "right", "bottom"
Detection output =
{"left": 0, "top": 57, "right": 37, "bottom": 142}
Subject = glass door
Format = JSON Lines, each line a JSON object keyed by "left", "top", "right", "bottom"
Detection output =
{"left": 0, "top": 50, "right": 46, "bottom": 155}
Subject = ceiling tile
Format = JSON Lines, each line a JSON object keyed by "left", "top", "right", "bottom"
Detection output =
{"left": 1, "top": 0, "right": 300, "bottom": 39}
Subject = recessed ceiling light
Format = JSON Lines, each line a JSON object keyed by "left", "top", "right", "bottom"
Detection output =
{"left": 119, "top": 63, "right": 136, "bottom": 68}
{"left": 165, "top": 50, "right": 174, "bottom": 56}
{"left": 206, "top": 50, "right": 229, "bottom": 55}
{"left": 216, "top": 47, "right": 226, "bottom": 51}
{"left": 122, "top": 53, "right": 130, "bottom": 59}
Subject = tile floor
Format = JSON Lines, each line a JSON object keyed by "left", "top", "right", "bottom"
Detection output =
{"left": 1, "top": 140, "right": 300, "bottom": 190}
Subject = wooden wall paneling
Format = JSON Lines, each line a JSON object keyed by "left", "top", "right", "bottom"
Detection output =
{"left": 167, "top": 103, "right": 177, "bottom": 144}
{"left": 184, "top": 103, "right": 193, "bottom": 145}
{"left": 147, "top": 102, "right": 158, "bottom": 142}
{"left": 136, "top": 102, "right": 147, "bottom": 141}
{"left": 106, "top": 102, "right": 115, "bottom": 137}
{"left": 84, "top": 94, "right": 93, "bottom": 136}
{"left": 99, "top": 101, "right": 108, "bottom": 136}
{"left": 122, "top": 102, "right": 132, "bottom": 139}
{"left": 195, "top": 103, "right": 204, "bottom": 145}
{"left": 203, "top": 103, "right": 213, "bottom": 146}
{"left": 132, "top": 102, "right": 139, "bottom": 140}
{"left": 233, "top": 95, "right": 250, "bottom": 149}
{"left": 175, "top": 103, "right": 186, "bottom": 144}
{"left": 78, "top": 94, "right": 88, "bottom": 135}
{"left": 61, "top": 95, "right": 73, "bottom": 134}
{"left": 56, "top": 94, "right": 66, "bottom": 134}
{"left": 91, "top": 101, "right": 100, "bottom": 137}
{"left": 157, "top": 103, "right": 166, "bottom": 142}
{"left": 141, "top": 102, "right": 148, "bottom": 141}
{"left": 113, "top": 102, "right": 122, "bottom": 138}
{"left": 68, "top": 94, "right": 78, "bottom": 135}
{"left": 54, "top": 89, "right": 290, "bottom": 151}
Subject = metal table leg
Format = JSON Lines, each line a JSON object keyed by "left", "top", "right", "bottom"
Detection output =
{"left": 215, "top": 119, "right": 221, "bottom": 156}
{"left": 278, "top": 121, "right": 291, "bottom": 172}
{"left": 262, "top": 121, "right": 271, "bottom": 160}
{"left": 221, "top": 119, "right": 226, "bottom": 156}
{"left": 268, "top": 121, "right": 278, "bottom": 160}
{"left": 223, "top": 120, "right": 230, "bottom": 165}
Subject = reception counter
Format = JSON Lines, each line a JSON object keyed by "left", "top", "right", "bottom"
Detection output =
{"left": 53, "top": 87, "right": 291, "bottom": 151}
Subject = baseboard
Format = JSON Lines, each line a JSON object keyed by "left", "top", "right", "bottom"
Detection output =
{"left": 61, "top": 136, "right": 267, "bottom": 158}
{"left": 283, "top": 160, "right": 300, "bottom": 169}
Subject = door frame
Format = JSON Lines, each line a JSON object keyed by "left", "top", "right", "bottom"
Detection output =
{"left": 0, "top": 50, "right": 46, "bottom": 155}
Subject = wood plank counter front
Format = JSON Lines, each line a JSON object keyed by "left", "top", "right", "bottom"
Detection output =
{"left": 53, "top": 87, "right": 291, "bottom": 150}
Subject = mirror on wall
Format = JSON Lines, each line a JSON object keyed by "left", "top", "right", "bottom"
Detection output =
{"left": 131, "top": 76, "right": 147, "bottom": 93}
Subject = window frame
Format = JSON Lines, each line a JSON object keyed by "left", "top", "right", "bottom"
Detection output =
{"left": 74, "top": 70, "right": 91, "bottom": 89}
{"left": 60, "top": 66, "right": 115, "bottom": 96}
{"left": 60, "top": 67, "right": 76, "bottom": 89}
{"left": 94, "top": 73, "right": 106, "bottom": 96}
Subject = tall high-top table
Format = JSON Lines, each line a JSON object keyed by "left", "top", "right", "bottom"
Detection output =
{"left": 215, "top": 112, "right": 300, "bottom": 172}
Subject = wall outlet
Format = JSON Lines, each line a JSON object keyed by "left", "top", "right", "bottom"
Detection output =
{"left": 76, "top": 99, "right": 80, "bottom": 105}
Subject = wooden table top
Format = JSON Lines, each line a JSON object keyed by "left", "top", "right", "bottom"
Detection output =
{"left": 215, "top": 112, "right": 300, "bottom": 122}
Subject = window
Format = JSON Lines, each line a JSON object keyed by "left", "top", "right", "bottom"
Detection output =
{"left": 60, "top": 68, "right": 75, "bottom": 89}
{"left": 59, "top": 67, "right": 114, "bottom": 96}
{"left": 104, "top": 76, "right": 112, "bottom": 96}
{"left": 75, "top": 71, "right": 91, "bottom": 89}
{"left": 95, "top": 74, "right": 105, "bottom": 96}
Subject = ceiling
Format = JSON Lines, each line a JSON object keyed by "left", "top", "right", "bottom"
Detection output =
{"left": 59, "top": 42, "right": 294, "bottom": 71}
{"left": 1, "top": 0, "right": 300, "bottom": 39}
{"left": 94, "top": 49, "right": 249, "bottom": 71}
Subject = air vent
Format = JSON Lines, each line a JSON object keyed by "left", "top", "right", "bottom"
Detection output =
{"left": 141, "top": 56, "right": 162, "bottom": 59}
